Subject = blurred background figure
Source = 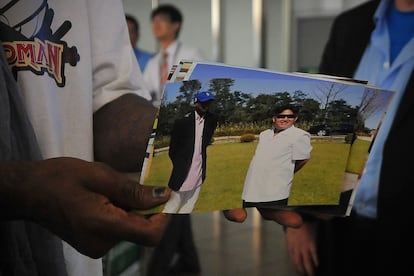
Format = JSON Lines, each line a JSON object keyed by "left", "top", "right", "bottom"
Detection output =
{"left": 285, "top": 0, "right": 414, "bottom": 275}
{"left": 126, "top": 13, "right": 154, "bottom": 72}
{"left": 143, "top": 3, "right": 205, "bottom": 107}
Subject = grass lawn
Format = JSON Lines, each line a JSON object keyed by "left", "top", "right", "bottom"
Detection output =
{"left": 141, "top": 138, "right": 369, "bottom": 214}
{"left": 346, "top": 138, "right": 371, "bottom": 174}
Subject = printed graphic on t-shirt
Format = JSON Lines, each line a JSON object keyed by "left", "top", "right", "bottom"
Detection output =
{"left": 0, "top": 0, "right": 80, "bottom": 87}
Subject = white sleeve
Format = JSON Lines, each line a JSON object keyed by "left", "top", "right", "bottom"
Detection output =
{"left": 293, "top": 131, "right": 312, "bottom": 160}
{"left": 87, "top": 0, "right": 151, "bottom": 112}
{"left": 179, "top": 45, "right": 206, "bottom": 62}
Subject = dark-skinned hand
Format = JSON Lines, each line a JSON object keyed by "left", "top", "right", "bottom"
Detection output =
{"left": 1, "top": 157, "right": 171, "bottom": 258}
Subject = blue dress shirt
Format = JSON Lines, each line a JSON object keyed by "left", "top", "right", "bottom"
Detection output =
{"left": 352, "top": 0, "right": 414, "bottom": 218}
{"left": 133, "top": 47, "right": 154, "bottom": 73}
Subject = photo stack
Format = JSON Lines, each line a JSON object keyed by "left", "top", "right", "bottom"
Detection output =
{"left": 139, "top": 60, "right": 395, "bottom": 217}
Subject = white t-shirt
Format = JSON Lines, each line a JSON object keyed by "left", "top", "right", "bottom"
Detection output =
{"left": 1, "top": 0, "right": 150, "bottom": 275}
{"left": 242, "top": 126, "right": 312, "bottom": 202}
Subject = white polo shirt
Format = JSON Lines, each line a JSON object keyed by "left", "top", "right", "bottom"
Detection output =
{"left": 242, "top": 126, "right": 312, "bottom": 202}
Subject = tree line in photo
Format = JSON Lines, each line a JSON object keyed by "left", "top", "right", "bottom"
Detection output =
{"left": 157, "top": 78, "right": 378, "bottom": 141}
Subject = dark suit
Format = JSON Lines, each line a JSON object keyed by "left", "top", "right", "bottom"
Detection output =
{"left": 147, "top": 110, "right": 217, "bottom": 276}
{"left": 313, "top": 1, "right": 414, "bottom": 275}
{"left": 168, "top": 110, "right": 218, "bottom": 191}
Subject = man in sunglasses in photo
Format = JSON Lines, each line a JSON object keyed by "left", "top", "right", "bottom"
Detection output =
{"left": 242, "top": 104, "right": 312, "bottom": 207}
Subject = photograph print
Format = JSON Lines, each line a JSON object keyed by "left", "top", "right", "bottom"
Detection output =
{"left": 140, "top": 63, "right": 394, "bottom": 215}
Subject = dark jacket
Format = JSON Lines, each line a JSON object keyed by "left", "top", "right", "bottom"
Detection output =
{"left": 167, "top": 111, "right": 217, "bottom": 191}
{"left": 321, "top": 0, "right": 414, "bottom": 220}
{"left": 317, "top": 0, "right": 414, "bottom": 274}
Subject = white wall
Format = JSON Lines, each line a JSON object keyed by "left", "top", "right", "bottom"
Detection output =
{"left": 222, "top": 0, "right": 255, "bottom": 67}
{"left": 266, "top": 0, "right": 291, "bottom": 71}
{"left": 291, "top": 0, "right": 366, "bottom": 72}
{"left": 122, "top": 0, "right": 155, "bottom": 53}
{"left": 122, "top": 0, "right": 367, "bottom": 72}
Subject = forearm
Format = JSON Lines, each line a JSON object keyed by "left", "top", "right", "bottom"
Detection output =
{"left": 1, "top": 157, "right": 172, "bottom": 258}
{"left": 93, "top": 94, "right": 157, "bottom": 172}
{"left": 286, "top": 220, "right": 319, "bottom": 276}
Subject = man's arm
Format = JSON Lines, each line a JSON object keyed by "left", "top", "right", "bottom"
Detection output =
{"left": 285, "top": 221, "right": 319, "bottom": 276}
{"left": 0, "top": 157, "right": 171, "bottom": 258}
{"left": 93, "top": 93, "right": 157, "bottom": 172}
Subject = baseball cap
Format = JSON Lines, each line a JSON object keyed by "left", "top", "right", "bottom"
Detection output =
{"left": 195, "top": 91, "right": 215, "bottom": 103}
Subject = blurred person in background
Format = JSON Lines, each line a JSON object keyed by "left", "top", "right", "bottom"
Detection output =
{"left": 126, "top": 14, "right": 154, "bottom": 72}
{"left": 143, "top": 3, "right": 205, "bottom": 107}
{"left": 284, "top": 0, "right": 414, "bottom": 275}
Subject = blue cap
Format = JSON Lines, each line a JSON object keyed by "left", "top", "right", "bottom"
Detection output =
{"left": 195, "top": 91, "right": 215, "bottom": 102}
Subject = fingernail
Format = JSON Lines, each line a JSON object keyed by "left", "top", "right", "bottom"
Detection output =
{"left": 152, "top": 187, "right": 167, "bottom": 197}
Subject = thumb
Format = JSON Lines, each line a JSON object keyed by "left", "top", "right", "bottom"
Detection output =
{"left": 257, "top": 208, "right": 303, "bottom": 228}
{"left": 81, "top": 162, "right": 171, "bottom": 210}
{"left": 126, "top": 183, "right": 171, "bottom": 210}
{"left": 223, "top": 208, "right": 248, "bottom": 222}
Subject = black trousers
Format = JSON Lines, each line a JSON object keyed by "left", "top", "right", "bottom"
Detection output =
{"left": 147, "top": 214, "right": 200, "bottom": 276}
{"left": 315, "top": 211, "right": 410, "bottom": 276}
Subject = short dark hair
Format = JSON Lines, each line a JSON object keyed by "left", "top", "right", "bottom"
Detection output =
{"left": 125, "top": 14, "right": 139, "bottom": 33}
{"left": 151, "top": 4, "right": 183, "bottom": 38}
{"left": 273, "top": 104, "right": 299, "bottom": 116}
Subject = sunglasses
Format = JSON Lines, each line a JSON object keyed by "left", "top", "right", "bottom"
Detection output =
{"left": 275, "top": 114, "right": 296, "bottom": 119}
